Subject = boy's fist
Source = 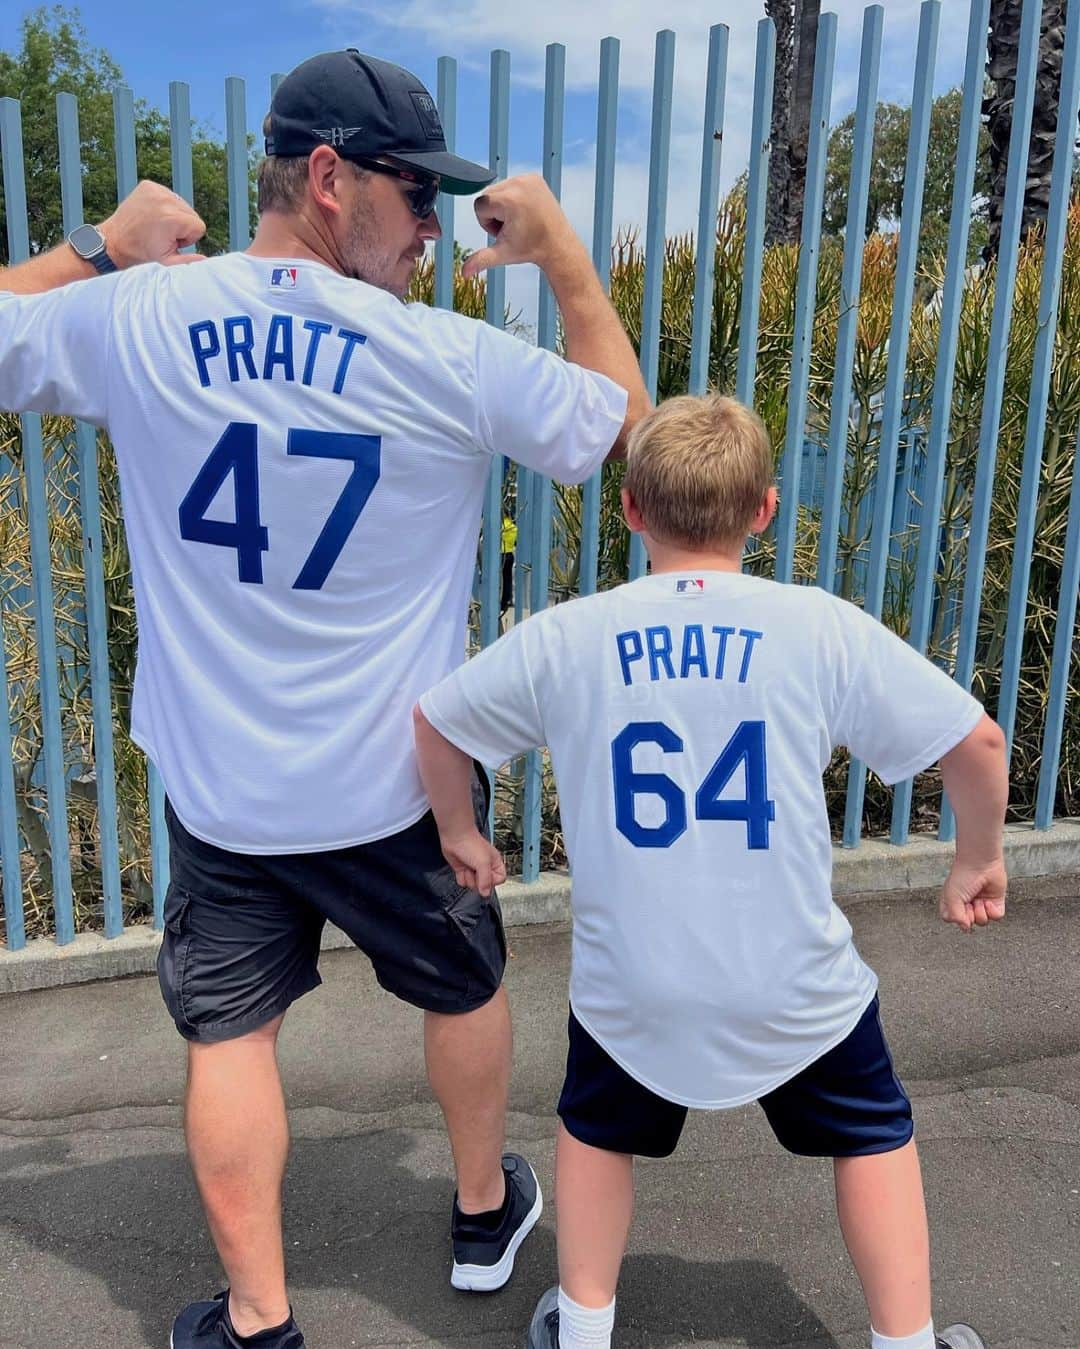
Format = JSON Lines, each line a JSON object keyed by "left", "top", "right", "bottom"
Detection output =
{"left": 440, "top": 827, "right": 507, "bottom": 898}
{"left": 940, "top": 858, "right": 1007, "bottom": 933}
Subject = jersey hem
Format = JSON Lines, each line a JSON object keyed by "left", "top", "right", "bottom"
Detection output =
{"left": 132, "top": 732, "right": 431, "bottom": 855}
{"left": 568, "top": 978, "right": 880, "bottom": 1111}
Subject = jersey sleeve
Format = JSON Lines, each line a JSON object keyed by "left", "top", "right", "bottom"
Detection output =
{"left": 419, "top": 618, "right": 547, "bottom": 768}
{"left": 473, "top": 320, "right": 628, "bottom": 484}
{"left": 828, "top": 602, "right": 984, "bottom": 785}
{"left": 0, "top": 271, "right": 126, "bottom": 427}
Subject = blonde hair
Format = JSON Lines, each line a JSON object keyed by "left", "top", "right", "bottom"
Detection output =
{"left": 623, "top": 394, "right": 774, "bottom": 549}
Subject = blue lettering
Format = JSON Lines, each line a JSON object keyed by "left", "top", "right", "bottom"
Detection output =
{"left": 333, "top": 327, "right": 368, "bottom": 395}
{"left": 712, "top": 626, "right": 735, "bottom": 680}
{"left": 679, "top": 624, "right": 709, "bottom": 679}
{"left": 302, "top": 320, "right": 332, "bottom": 386}
{"left": 646, "top": 626, "right": 676, "bottom": 681}
{"left": 737, "top": 629, "right": 764, "bottom": 683}
{"left": 188, "top": 320, "right": 220, "bottom": 388}
{"left": 616, "top": 630, "right": 644, "bottom": 686}
{"left": 223, "top": 316, "right": 258, "bottom": 382}
{"left": 262, "top": 314, "right": 295, "bottom": 382}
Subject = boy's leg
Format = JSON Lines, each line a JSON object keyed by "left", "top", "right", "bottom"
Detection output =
{"left": 758, "top": 998, "right": 945, "bottom": 1346}
{"left": 833, "top": 1138, "right": 931, "bottom": 1337}
{"left": 555, "top": 1122, "right": 634, "bottom": 1306}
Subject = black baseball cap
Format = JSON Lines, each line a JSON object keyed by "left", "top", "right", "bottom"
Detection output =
{"left": 264, "top": 49, "right": 495, "bottom": 195}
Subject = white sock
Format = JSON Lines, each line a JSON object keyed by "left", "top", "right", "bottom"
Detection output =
{"left": 557, "top": 1288, "right": 615, "bottom": 1349}
{"left": 871, "top": 1321, "right": 936, "bottom": 1349}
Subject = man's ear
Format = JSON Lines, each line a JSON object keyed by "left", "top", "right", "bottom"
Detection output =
{"left": 750, "top": 485, "right": 778, "bottom": 536}
{"left": 621, "top": 485, "right": 646, "bottom": 534}
{"left": 308, "top": 146, "right": 347, "bottom": 214}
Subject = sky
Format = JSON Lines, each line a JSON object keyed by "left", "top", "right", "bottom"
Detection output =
{"left": 2, "top": 1, "right": 977, "bottom": 317}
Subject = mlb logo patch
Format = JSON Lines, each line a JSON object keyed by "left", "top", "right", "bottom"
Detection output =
{"left": 676, "top": 578, "right": 705, "bottom": 594}
{"left": 270, "top": 267, "right": 298, "bottom": 289}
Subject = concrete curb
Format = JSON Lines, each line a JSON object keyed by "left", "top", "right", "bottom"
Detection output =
{"left": 3, "top": 818, "right": 1078, "bottom": 996}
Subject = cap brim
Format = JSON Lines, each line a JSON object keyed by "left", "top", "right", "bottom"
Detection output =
{"left": 390, "top": 149, "right": 495, "bottom": 195}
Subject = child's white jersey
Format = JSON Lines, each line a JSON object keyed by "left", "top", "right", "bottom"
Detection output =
{"left": 420, "top": 570, "right": 983, "bottom": 1108}
{"left": 0, "top": 255, "right": 625, "bottom": 852}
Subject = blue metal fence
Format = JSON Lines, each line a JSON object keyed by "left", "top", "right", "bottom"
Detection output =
{"left": 1, "top": 0, "right": 1079, "bottom": 951}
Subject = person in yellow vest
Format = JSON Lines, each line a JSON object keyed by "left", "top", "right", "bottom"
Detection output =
{"left": 500, "top": 512, "right": 518, "bottom": 615}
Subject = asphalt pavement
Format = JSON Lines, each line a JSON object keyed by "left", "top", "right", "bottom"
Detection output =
{"left": 0, "top": 875, "right": 1077, "bottom": 1349}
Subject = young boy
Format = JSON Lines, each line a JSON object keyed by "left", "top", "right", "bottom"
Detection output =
{"left": 413, "top": 396, "right": 1008, "bottom": 1349}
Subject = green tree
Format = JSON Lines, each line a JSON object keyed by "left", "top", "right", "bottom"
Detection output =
{"left": 0, "top": 6, "right": 245, "bottom": 263}
{"left": 822, "top": 90, "right": 991, "bottom": 263}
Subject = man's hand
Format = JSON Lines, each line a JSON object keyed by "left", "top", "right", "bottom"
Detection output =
{"left": 99, "top": 181, "right": 206, "bottom": 269}
{"left": 462, "top": 174, "right": 584, "bottom": 278}
{"left": 439, "top": 827, "right": 507, "bottom": 898}
{"left": 940, "top": 857, "right": 1008, "bottom": 933}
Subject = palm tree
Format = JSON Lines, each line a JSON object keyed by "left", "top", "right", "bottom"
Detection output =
{"left": 765, "top": 0, "right": 795, "bottom": 245}
{"left": 764, "top": 0, "right": 820, "bottom": 245}
{"left": 985, "top": 0, "right": 1069, "bottom": 259}
{"left": 785, "top": 0, "right": 822, "bottom": 239}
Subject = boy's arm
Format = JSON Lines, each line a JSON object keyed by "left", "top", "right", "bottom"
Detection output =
{"left": 413, "top": 706, "right": 506, "bottom": 898}
{"left": 0, "top": 181, "right": 205, "bottom": 294}
{"left": 938, "top": 713, "right": 1009, "bottom": 933}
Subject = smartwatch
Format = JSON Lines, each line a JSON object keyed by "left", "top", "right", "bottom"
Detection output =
{"left": 67, "top": 223, "right": 118, "bottom": 275}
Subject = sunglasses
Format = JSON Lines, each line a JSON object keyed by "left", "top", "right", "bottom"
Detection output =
{"left": 348, "top": 156, "right": 440, "bottom": 219}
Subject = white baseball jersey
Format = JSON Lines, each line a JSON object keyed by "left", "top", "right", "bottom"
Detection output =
{"left": 0, "top": 254, "right": 626, "bottom": 851}
{"left": 420, "top": 570, "right": 984, "bottom": 1108}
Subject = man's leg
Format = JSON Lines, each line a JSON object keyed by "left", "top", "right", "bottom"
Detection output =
{"left": 834, "top": 1139, "right": 932, "bottom": 1337}
{"left": 185, "top": 1013, "right": 291, "bottom": 1337}
{"left": 424, "top": 985, "right": 511, "bottom": 1212}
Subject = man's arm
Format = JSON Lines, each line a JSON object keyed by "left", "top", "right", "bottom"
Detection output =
{"left": 938, "top": 713, "right": 1009, "bottom": 932}
{"left": 413, "top": 706, "right": 506, "bottom": 897}
{"left": 0, "top": 181, "right": 205, "bottom": 295}
{"left": 463, "top": 174, "right": 650, "bottom": 458}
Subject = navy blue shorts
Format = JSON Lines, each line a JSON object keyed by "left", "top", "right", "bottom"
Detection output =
{"left": 157, "top": 773, "right": 505, "bottom": 1042}
{"left": 557, "top": 996, "right": 913, "bottom": 1159}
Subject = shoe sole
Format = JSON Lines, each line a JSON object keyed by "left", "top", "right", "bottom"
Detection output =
{"left": 451, "top": 1173, "right": 544, "bottom": 1292}
{"left": 939, "top": 1326, "right": 987, "bottom": 1349}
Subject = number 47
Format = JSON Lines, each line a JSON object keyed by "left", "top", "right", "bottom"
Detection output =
{"left": 611, "top": 719, "right": 775, "bottom": 850}
{"left": 178, "top": 421, "right": 382, "bottom": 591}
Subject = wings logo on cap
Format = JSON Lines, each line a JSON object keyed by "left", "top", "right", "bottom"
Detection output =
{"left": 313, "top": 126, "right": 363, "bottom": 148}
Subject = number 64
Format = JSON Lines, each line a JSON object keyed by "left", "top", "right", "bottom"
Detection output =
{"left": 610, "top": 719, "right": 774, "bottom": 850}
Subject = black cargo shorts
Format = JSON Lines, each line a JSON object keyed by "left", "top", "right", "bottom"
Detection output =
{"left": 157, "top": 776, "right": 505, "bottom": 1042}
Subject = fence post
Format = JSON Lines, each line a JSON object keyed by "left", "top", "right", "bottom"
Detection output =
{"left": 630, "top": 28, "right": 676, "bottom": 580}
{"left": 521, "top": 43, "right": 566, "bottom": 884}
{"left": 817, "top": 5, "right": 883, "bottom": 593}
{"left": 1, "top": 97, "right": 75, "bottom": 945}
{"left": 688, "top": 25, "right": 730, "bottom": 398}
{"left": 480, "top": 50, "right": 511, "bottom": 654}
{"left": 579, "top": 36, "right": 621, "bottom": 599}
{"left": 57, "top": 91, "right": 125, "bottom": 940}
{"left": 434, "top": 58, "right": 457, "bottom": 313}
{"left": 735, "top": 19, "right": 776, "bottom": 407}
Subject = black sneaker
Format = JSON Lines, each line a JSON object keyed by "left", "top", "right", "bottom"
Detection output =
{"left": 937, "top": 1327, "right": 987, "bottom": 1349}
{"left": 450, "top": 1152, "right": 543, "bottom": 1291}
{"left": 170, "top": 1291, "right": 305, "bottom": 1348}
{"left": 525, "top": 1285, "right": 560, "bottom": 1348}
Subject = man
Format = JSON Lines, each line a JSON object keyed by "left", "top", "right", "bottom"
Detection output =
{"left": 0, "top": 48, "right": 648, "bottom": 1349}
